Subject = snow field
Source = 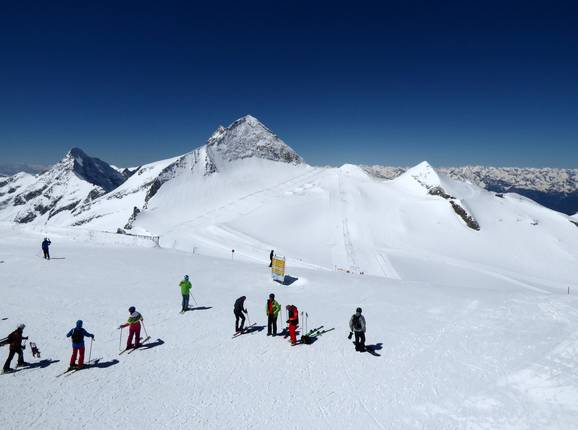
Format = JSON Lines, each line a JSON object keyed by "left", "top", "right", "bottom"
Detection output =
{"left": 1, "top": 226, "right": 578, "bottom": 429}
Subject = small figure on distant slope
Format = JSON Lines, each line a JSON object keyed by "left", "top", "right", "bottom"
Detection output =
{"left": 286, "top": 304, "right": 299, "bottom": 345}
{"left": 234, "top": 296, "right": 248, "bottom": 333}
{"left": 266, "top": 293, "right": 281, "bottom": 336}
{"left": 66, "top": 320, "right": 94, "bottom": 370}
{"left": 269, "top": 250, "right": 274, "bottom": 268}
{"left": 2, "top": 324, "right": 29, "bottom": 373}
{"left": 349, "top": 307, "right": 366, "bottom": 352}
{"left": 119, "top": 307, "right": 143, "bottom": 350}
{"left": 179, "top": 275, "right": 192, "bottom": 313}
{"left": 42, "top": 238, "right": 51, "bottom": 260}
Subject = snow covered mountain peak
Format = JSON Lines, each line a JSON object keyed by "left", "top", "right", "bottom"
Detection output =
{"left": 400, "top": 161, "right": 441, "bottom": 190}
{"left": 0, "top": 148, "right": 126, "bottom": 224}
{"left": 206, "top": 115, "right": 303, "bottom": 165}
{"left": 61, "top": 147, "right": 125, "bottom": 192}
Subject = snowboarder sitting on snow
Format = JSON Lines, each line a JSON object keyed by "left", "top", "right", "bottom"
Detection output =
{"left": 179, "top": 274, "right": 192, "bottom": 313}
{"left": 286, "top": 304, "right": 299, "bottom": 345}
{"left": 349, "top": 307, "right": 366, "bottom": 352}
{"left": 266, "top": 293, "right": 281, "bottom": 336}
{"left": 2, "top": 324, "right": 29, "bottom": 373}
{"left": 118, "top": 307, "right": 143, "bottom": 350}
{"left": 234, "top": 296, "right": 248, "bottom": 333}
{"left": 42, "top": 238, "right": 51, "bottom": 260}
{"left": 269, "top": 250, "right": 274, "bottom": 267}
{"left": 66, "top": 320, "right": 94, "bottom": 370}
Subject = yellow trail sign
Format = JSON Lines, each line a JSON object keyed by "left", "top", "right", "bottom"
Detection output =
{"left": 271, "top": 256, "right": 285, "bottom": 282}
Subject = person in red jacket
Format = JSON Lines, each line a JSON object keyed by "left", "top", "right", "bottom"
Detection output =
{"left": 286, "top": 305, "right": 299, "bottom": 345}
{"left": 118, "top": 306, "right": 143, "bottom": 350}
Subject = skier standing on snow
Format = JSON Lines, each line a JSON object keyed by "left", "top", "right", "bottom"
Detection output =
{"left": 66, "top": 320, "right": 94, "bottom": 370}
{"left": 269, "top": 250, "right": 274, "bottom": 267}
{"left": 2, "top": 324, "right": 29, "bottom": 373}
{"left": 286, "top": 304, "right": 299, "bottom": 345}
{"left": 41, "top": 238, "right": 51, "bottom": 260}
{"left": 179, "top": 275, "right": 192, "bottom": 313}
{"left": 118, "top": 307, "right": 143, "bottom": 350}
{"left": 349, "top": 307, "right": 366, "bottom": 352}
{"left": 266, "top": 293, "right": 280, "bottom": 336}
{"left": 234, "top": 296, "right": 248, "bottom": 333}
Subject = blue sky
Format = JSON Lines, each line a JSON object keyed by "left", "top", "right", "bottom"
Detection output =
{"left": 1, "top": 0, "right": 577, "bottom": 168}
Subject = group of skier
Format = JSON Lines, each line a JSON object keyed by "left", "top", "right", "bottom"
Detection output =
{"left": 179, "top": 274, "right": 366, "bottom": 348}
{"left": 1, "top": 245, "right": 370, "bottom": 373}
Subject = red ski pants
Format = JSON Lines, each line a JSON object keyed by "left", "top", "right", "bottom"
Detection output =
{"left": 289, "top": 324, "right": 297, "bottom": 343}
{"left": 70, "top": 347, "right": 85, "bottom": 366}
{"left": 127, "top": 324, "right": 141, "bottom": 348}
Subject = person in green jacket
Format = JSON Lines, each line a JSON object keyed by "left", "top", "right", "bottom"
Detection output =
{"left": 179, "top": 275, "right": 192, "bottom": 313}
{"left": 266, "top": 293, "right": 281, "bottom": 336}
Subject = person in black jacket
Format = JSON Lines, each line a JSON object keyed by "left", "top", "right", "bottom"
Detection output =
{"left": 269, "top": 250, "right": 274, "bottom": 267}
{"left": 42, "top": 238, "right": 51, "bottom": 260}
{"left": 234, "top": 296, "right": 248, "bottom": 333}
{"left": 2, "top": 324, "right": 29, "bottom": 373}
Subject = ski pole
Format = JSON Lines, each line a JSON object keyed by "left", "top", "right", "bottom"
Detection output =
{"left": 119, "top": 327, "right": 123, "bottom": 352}
{"left": 88, "top": 337, "right": 93, "bottom": 364}
{"left": 142, "top": 321, "right": 149, "bottom": 338}
{"left": 246, "top": 311, "right": 252, "bottom": 326}
{"left": 190, "top": 293, "right": 198, "bottom": 306}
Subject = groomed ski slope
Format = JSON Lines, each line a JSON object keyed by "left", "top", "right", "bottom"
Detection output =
{"left": 1, "top": 225, "right": 578, "bottom": 429}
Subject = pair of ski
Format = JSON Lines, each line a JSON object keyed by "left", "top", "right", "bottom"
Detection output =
{"left": 118, "top": 336, "right": 152, "bottom": 355}
{"left": 291, "top": 326, "right": 335, "bottom": 346}
{"left": 55, "top": 357, "right": 102, "bottom": 377}
{"left": 232, "top": 323, "right": 256, "bottom": 339}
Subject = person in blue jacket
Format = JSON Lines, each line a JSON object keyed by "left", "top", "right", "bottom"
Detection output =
{"left": 41, "top": 238, "right": 51, "bottom": 260}
{"left": 66, "top": 320, "right": 94, "bottom": 370}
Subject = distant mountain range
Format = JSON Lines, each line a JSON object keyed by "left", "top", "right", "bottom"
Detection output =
{"left": 0, "top": 163, "right": 49, "bottom": 176}
{"left": 1, "top": 115, "right": 577, "bottom": 232}
{"left": 363, "top": 165, "right": 578, "bottom": 215}
{"left": 0, "top": 114, "right": 576, "bottom": 280}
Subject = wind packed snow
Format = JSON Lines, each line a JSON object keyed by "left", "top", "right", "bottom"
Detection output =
{"left": 2, "top": 220, "right": 578, "bottom": 429}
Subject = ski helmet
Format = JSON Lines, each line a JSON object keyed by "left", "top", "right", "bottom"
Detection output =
{"left": 17, "top": 323, "right": 25, "bottom": 330}
{"left": 128, "top": 306, "right": 136, "bottom": 313}
{"left": 184, "top": 274, "right": 189, "bottom": 280}
{"left": 269, "top": 293, "right": 275, "bottom": 299}
{"left": 356, "top": 307, "right": 362, "bottom": 313}
{"left": 76, "top": 320, "right": 83, "bottom": 328}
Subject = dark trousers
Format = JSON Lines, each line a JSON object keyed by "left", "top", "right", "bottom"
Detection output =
{"left": 234, "top": 310, "right": 245, "bottom": 332}
{"left": 3, "top": 347, "right": 24, "bottom": 370}
{"left": 267, "top": 314, "right": 277, "bottom": 335}
{"left": 354, "top": 331, "right": 366, "bottom": 351}
{"left": 43, "top": 249, "right": 50, "bottom": 259}
{"left": 182, "top": 294, "right": 189, "bottom": 311}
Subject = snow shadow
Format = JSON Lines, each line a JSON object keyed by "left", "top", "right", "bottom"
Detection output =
{"left": 281, "top": 275, "right": 299, "bottom": 286}
{"left": 90, "top": 358, "right": 120, "bottom": 369}
{"left": 24, "top": 359, "right": 60, "bottom": 370}
{"left": 186, "top": 306, "right": 213, "bottom": 312}
{"left": 365, "top": 343, "right": 383, "bottom": 357}
{"left": 139, "top": 338, "right": 165, "bottom": 351}
{"left": 243, "top": 325, "right": 265, "bottom": 334}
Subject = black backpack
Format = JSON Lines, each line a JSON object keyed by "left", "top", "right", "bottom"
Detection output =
{"left": 71, "top": 328, "right": 83, "bottom": 343}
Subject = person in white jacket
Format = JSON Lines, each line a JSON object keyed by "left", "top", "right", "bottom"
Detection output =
{"left": 349, "top": 307, "right": 366, "bottom": 352}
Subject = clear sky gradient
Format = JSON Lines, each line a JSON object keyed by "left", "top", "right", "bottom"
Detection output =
{"left": 1, "top": 0, "right": 577, "bottom": 168}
